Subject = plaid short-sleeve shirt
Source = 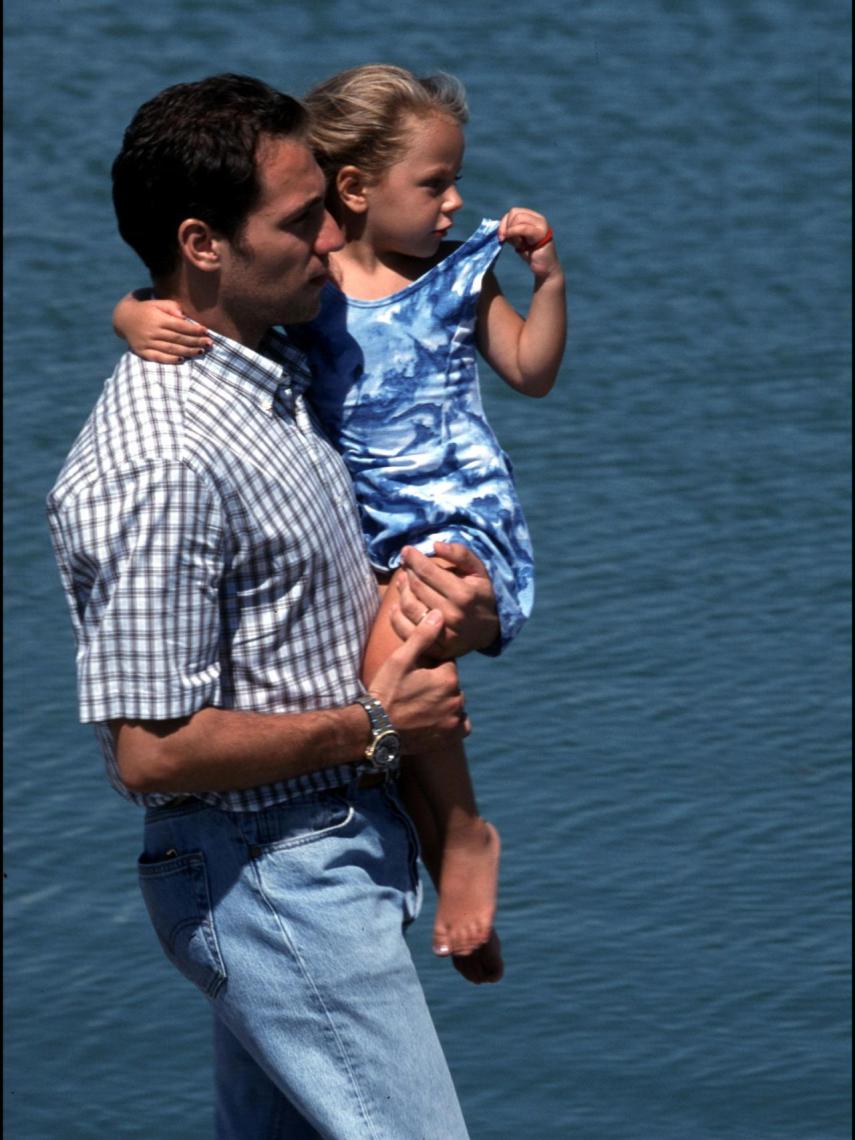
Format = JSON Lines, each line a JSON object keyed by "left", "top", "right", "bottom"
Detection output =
{"left": 47, "top": 329, "right": 380, "bottom": 810}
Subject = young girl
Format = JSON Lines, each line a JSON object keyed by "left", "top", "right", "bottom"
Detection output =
{"left": 114, "top": 64, "right": 566, "bottom": 980}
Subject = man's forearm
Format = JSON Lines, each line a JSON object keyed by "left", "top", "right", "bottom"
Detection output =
{"left": 113, "top": 608, "right": 469, "bottom": 795}
{"left": 112, "top": 704, "right": 371, "bottom": 795}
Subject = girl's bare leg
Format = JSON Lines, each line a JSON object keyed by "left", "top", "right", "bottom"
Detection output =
{"left": 401, "top": 768, "right": 504, "bottom": 983}
{"left": 364, "top": 572, "right": 502, "bottom": 959}
{"left": 409, "top": 738, "right": 501, "bottom": 957}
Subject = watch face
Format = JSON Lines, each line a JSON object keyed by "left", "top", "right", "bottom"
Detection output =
{"left": 373, "top": 732, "right": 401, "bottom": 771}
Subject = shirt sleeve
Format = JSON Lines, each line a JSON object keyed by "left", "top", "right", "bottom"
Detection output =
{"left": 54, "top": 459, "right": 226, "bottom": 723}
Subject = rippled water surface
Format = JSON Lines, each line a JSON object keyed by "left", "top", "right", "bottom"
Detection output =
{"left": 4, "top": 1, "right": 851, "bottom": 1137}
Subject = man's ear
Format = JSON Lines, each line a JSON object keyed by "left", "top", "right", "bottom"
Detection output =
{"left": 177, "top": 218, "right": 223, "bottom": 271}
{"left": 335, "top": 166, "right": 371, "bottom": 214}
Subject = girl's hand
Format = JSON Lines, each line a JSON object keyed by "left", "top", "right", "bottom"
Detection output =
{"left": 498, "top": 208, "right": 561, "bottom": 280}
{"left": 113, "top": 294, "right": 213, "bottom": 364}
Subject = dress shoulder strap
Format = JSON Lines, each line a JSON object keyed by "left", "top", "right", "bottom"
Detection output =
{"left": 434, "top": 218, "right": 503, "bottom": 299}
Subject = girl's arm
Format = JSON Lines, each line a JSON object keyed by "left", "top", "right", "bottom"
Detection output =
{"left": 113, "top": 290, "right": 212, "bottom": 364}
{"left": 475, "top": 208, "right": 566, "bottom": 398}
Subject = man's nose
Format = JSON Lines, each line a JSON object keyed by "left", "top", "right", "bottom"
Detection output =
{"left": 316, "top": 210, "right": 345, "bottom": 256}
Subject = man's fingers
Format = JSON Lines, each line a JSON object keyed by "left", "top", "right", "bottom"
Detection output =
{"left": 400, "top": 550, "right": 467, "bottom": 610}
{"left": 389, "top": 608, "right": 444, "bottom": 667}
{"left": 430, "top": 541, "right": 489, "bottom": 577}
{"left": 397, "top": 568, "right": 453, "bottom": 622}
{"left": 403, "top": 544, "right": 476, "bottom": 585}
{"left": 395, "top": 544, "right": 499, "bottom": 656}
{"left": 388, "top": 600, "right": 416, "bottom": 642}
{"left": 395, "top": 564, "right": 446, "bottom": 620}
{"left": 401, "top": 545, "right": 463, "bottom": 584}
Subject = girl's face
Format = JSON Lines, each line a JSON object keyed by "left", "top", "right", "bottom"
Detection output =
{"left": 362, "top": 113, "right": 464, "bottom": 258}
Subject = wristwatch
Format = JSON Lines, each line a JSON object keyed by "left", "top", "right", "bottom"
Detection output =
{"left": 356, "top": 695, "right": 401, "bottom": 774}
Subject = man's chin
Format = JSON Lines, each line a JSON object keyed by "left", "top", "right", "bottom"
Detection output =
{"left": 277, "top": 291, "right": 323, "bottom": 327}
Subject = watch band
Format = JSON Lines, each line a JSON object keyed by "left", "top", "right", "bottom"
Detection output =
{"left": 357, "top": 694, "right": 393, "bottom": 735}
{"left": 355, "top": 695, "right": 401, "bottom": 774}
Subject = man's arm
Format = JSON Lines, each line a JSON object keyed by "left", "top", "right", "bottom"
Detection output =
{"left": 113, "top": 610, "right": 468, "bottom": 794}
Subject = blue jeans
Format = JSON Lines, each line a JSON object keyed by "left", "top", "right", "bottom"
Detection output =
{"left": 138, "top": 781, "right": 469, "bottom": 1139}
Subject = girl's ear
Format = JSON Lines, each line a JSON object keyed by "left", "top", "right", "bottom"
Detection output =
{"left": 177, "top": 218, "right": 222, "bottom": 271}
{"left": 335, "top": 165, "right": 370, "bottom": 214}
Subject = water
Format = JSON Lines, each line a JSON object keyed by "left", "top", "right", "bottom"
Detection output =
{"left": 4, "top": 1, "right": 851, "bottom": 1137}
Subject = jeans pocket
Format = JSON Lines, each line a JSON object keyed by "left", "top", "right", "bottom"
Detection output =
{"left": 253, "top": 798, "right": 355, "bottom": 854}
{"left": 138, "top": 850, "right": 227, "bottom": 998}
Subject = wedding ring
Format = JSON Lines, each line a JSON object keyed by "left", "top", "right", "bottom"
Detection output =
{"left": 416, "top": 607, "right": 430, "bottom": 625}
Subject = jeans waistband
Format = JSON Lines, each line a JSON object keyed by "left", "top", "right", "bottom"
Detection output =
{"left": 144, "top": 772, "right": 399, "bottom": 824}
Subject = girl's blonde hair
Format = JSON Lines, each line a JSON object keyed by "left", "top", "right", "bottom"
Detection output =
{"left": 304, "top": 64, "right": 469, "bottom": 182}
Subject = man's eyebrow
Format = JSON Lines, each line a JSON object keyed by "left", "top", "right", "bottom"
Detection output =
{"left": 281, "top": 194, "right": 326, "bottom": 222}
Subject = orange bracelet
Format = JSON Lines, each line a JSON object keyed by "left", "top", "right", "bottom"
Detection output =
{"left": 527, "top": 227, "right": 554, "bottom": 252}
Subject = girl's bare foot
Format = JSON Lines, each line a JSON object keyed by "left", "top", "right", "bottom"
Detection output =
{"left": 452, "top": 928, "right": 504, "bottom": 984}
{"left": 432, "top": 819, "right": 501, "bottom": 958}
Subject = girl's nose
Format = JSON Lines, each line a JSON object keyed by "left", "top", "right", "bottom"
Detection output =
{"left": 443, "top": 184, "right": 463, "bottom": 213}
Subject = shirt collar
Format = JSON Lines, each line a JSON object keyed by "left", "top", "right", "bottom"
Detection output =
{"left": 196, "top": 326, "right": 313, "bottom": 417}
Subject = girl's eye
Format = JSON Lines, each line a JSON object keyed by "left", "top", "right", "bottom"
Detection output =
{"left": 424, "top": 178, "right": 458, "bottom": 195}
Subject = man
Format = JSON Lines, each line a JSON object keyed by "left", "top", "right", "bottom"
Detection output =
{"left": 47, "top": 74, "right": 500, "bottom": 1139}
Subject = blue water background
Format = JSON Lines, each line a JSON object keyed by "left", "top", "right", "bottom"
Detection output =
{"left": 4, "top": 1, "right": 851, "bottom": 1137}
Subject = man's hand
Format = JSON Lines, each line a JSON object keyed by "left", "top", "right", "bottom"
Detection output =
{"left": 389, "top": 542, "right": 499, "bottom": 658}
{"left": 368, "top": 609, "right": 470, "bottom": 753}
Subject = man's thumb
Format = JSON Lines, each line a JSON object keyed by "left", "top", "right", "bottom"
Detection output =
{"left": 398, "top": 608, "right": 444, "bottom": 663}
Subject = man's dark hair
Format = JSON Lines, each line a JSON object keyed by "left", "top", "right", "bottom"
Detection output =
{"left": 112, "top": 74, "right": 308, "bottom": 278}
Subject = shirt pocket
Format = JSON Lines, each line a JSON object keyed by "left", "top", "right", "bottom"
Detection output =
{"left": 138, "top": 850, "right": 227, "bottom": 998}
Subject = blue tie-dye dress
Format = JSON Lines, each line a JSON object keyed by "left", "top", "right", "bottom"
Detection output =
{"left": 293, "top": 218, "right": 534, "bottom": 651}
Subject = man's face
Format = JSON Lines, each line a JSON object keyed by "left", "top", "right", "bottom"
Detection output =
{"left": 217, "top": 136, "right": 343, "bottom": 341}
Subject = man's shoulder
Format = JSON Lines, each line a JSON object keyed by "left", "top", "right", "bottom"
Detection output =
{"left": 92, "top": 351, "right": 197, "bottom": 458}
{"left": 48, "top": 353, "right": 207, "bottom": 512}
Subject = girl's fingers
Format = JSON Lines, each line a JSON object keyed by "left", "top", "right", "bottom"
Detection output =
{"left": 504, "top": 218, "right": 547, "bottom": 239}
{"left": 150, "top": 341, "right": 207, "bottom": 357}
{"left": 507, "top": 225, "right": 554, "bottom": 257}
{"left": 140, "top": 351, "right": 193, "bottom": 364}
{"left": 157, "top": 332, "right": 212, "bottom": 350}
{"left": 172, "top": 334, "right": 212, "bottom": 348}
{"left": 153, "top": 301, "right": 187, "bottom": 318}
{"left": 501, "top": 207, "right": 546, "bottom": 227}
{"left": 500, "top": 208, "right": 550, "bottom": 246}
{"left": 160, "top": 318, "right": 212, "bottom": 343}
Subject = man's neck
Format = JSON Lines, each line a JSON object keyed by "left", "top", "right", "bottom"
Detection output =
{"left": 152, "top": 276, "right": 265, "bottom": 351}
